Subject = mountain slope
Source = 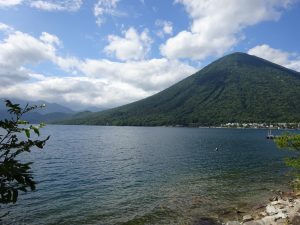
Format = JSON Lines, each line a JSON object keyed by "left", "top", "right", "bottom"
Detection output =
{"left": 0, "top": 99, "right": 76, "bottom": 123}
{"left": 59, "top": 52, "right": 300, "bottom": 126}
{"left": 0, "top": 99, "right": 75, "bottom": 115}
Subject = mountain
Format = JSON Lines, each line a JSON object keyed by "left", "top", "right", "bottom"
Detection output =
{"left": 0, "top": 99, "right": 75, "bottom": 123}
{"left": 57, "top": 52, "right": 300, "bottom": 126}
{"left": 0, "top": 99, "right": 75, "bottom": 115}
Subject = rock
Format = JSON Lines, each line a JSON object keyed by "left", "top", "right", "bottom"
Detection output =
{"left": 261, "top": 216, "right": 275, "bottom": 223}
{"left": 274, "top": 212, "right": 287, "bottom": 220}
{"left": 274, "top": 218, "right": 287, "bottom": 225}
{"left": 252, "top": 204, "right": 266, "bottom": 210}
{"left": 193, "top": 217, "right": 222, "bottom": 225}
{"left": 266, "top": 205, "right": 278, "bottom": 216}
{"left": 242, "top": 215, "right": 253, "bottom": 222}
{"left": 291, "top": 215, "right": 300, "bottom": 224}
{"left": 236, "top": 210, "right": 245, "bottom": 214}
{"left": 225, "top": 221, "right": 240, "bottom": 225}
{"left": 259, "top": 212, "right": 267, "bottom": 217}
{"left": 243, "top": 221, "right": 263, "bottom": 225}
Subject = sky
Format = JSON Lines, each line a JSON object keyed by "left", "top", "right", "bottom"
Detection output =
{"left": 0, "top": 0, "right": 300, "bottom": 110}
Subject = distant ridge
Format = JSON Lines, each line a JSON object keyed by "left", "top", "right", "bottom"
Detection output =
{"left": 0, "top": 99, "right": 76, "bottom": 123}
{"left": 58, "top": 52, "right": 300, "bottom": 126}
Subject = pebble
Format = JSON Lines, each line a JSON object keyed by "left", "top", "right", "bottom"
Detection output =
{"left": 225, "top": 221, "right": 240, "bottom": 225}
{"left": 226, "top": 193, "right": 300, "bottom": 225}
{"left": 259, "top": 212, "right": 266, "bottom": 217}
{"left": 266, "top": 205, "right": 278, "bottom": 215}
{"left": 242, "top": 215, "right": 253, "bottom": 222}
{"left": 243, "top": 221, "right": 263, "bottom": 225}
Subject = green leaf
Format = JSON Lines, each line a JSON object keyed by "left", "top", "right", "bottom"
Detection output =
{"left": 17, "top": 120, "right": 29, "bottom": 125}
{"left": 25, "top": 129, "right": 30, "bottom": 138}
{"left": 0, "top": 99, "right": 49, "bottom": 205}
{"left": 30, "top": 126, "right": 40, "bottom": 136}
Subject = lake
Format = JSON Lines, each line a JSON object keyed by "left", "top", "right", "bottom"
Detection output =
{"left": 3, "top": 126, "right": 296, "bottom": 224}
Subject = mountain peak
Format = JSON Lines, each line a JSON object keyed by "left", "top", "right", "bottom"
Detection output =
{"left": 216, "top": 52, "right": 262, "bottom": 63}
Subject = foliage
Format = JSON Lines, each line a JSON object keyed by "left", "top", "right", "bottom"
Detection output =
{"left": 59, "top": 52, "right": 300, "bottom": 126}
{"left": 275, "top": 133, "right": 300, "bottom": 190}
{"left": 0, "top": 100, "right": 49, "bottom": 205}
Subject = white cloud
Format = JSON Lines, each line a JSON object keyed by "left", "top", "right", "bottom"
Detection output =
{"left": 0, "top": 27, "right": 196, "bottom": 109}
{"left": 0, "top": 0, "right": 22, "bottom": 7}
{"left": 104, "top": 27, "right": 152, "bottom": 61}
{"left": 79, "top": 58, "right": 196, "bottom": 91}
{"left": 1, "top": 58, "right": 196, "bottom": 109}
{"left": 155, "top": 20, "right": 173, "bottom": 38}
{"left": 248, "top": 44, "right": 300, "bottom": 71}
{"left": 0, "top": 23, "right": 14, "bottom": 33}
{"left": 40, "top": 32, "right": 61, "bottom": 46}
{"left": 1, "top": 76, "right": 151, "bottom": 109}
{"left": 0, "top": 29, "right": 59, "bottom": 86}
{"left": 29, "top": 0, "right": 82, "bottom": 11}
{"left": 160, "top": 0, "right": 295, "bottom": 60}
{"left": 93, "top": 0, "right": 123, "bottom": 26}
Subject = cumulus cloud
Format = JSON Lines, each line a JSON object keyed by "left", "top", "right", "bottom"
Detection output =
{"left": 29, "top": 0, "right": 82, "bottom": 11}
{"left": 248, "top": 44, "right": 300, "bottom": 71}
{"left": 0, "top": 26, "right": 196, "bottom": 109}
{"left": 0, "top": 0, "right": 22, "bottom": 7}
{"left": 93, "top": 0, "right": 123, "bottom": 26}
{"left": 155, "top": 20, "right": 173, "bottom": 38}
{"left": 160, "top": 0, "right": 295, "bottom": 60}
{"left": 40, "top": 32, "right": 61, "bottom": 46}
{"left": 79, "top": 58, "right": 196, "bottom": 91}
{"left": 104, "top": 27, "right": 152, "bottom": 61}
{"left": 1, "top": 58, "right": 196, "bottom": 108}
{"left": 0, "top": 30, "right": 59, "bottom": 86}
{"left": 1, "top": 76, "right": 152, "bottom": 109}
{"left": 0, "top": 23, "right": 14, "bottom": 33}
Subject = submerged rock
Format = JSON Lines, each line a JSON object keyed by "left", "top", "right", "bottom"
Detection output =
{"left": 193, "top": 217, "right": 222, "bottom": 225}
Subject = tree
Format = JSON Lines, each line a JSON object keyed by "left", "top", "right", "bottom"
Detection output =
{"left": 0, "top": 100, "right": 49, "bottom": 207}
{"left": 275, "top": 133, "right": 300, "bottom": 189}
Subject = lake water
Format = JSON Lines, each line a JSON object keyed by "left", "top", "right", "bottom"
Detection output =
{"left": 3, "top": 126, "right": 296, "bottom": 225}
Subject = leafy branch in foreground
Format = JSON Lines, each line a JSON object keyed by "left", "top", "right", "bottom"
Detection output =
{"left": 0, "top": 100, "right": 49, "bottom": 205}
{"left": 275, "top": 133, "right": 300, "bottom": 190}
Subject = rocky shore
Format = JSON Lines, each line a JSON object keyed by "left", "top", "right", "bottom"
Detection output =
{"left": 225, "top": 191, "right": 300, "bottom": 225}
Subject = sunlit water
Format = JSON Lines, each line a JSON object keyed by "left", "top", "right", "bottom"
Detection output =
{"left": 2, "top": 126, "right": 297, "bottom": 224}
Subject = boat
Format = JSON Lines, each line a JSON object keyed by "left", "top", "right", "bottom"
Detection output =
{"left": 266, "top": 129, "right": 276, "bottom": 139}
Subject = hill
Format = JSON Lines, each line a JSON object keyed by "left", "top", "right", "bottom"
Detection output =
{"left": 58, "top": 52, "right": 300, "bottom": 126}
{"left": 0, "top": 100, "right": 76, "bottom": 123}
{"left": 0, "top": 99, "right": 75, "bottom": 114}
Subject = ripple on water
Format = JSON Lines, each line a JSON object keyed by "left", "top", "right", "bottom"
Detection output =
{"left": 3, "top": 126, "right": 298, "bottom": 225}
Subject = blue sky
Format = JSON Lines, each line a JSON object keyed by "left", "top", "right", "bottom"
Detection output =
{"left": 0, "top": 0, "right": 300, "bottom": 110}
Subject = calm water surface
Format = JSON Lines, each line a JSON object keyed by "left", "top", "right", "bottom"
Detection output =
{"left": 3, "top": 126, "right": 296, "bottom": 224}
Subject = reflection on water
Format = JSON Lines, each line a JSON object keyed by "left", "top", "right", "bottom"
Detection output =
{"left": 4, "top": 126, "right": 296, "bottom": 224}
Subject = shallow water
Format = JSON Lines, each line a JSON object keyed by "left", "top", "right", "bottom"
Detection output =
{"left": 3, "top": 126, "right": 297, "bottom": 224}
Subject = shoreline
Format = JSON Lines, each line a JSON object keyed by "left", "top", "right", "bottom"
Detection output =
{"left": 47, "top": 123, "right": 300, "bottom": 131}
{"left": 222, "top": 190, "right": 300, "bottom": 225}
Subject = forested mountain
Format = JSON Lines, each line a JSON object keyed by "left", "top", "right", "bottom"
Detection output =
{"left": 57, "top": 52, "right": 300, "bottom": 126}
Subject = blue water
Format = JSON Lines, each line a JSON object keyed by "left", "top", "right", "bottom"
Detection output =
{"left": 3, "top": 126, "right": 296, "bottom": 224}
